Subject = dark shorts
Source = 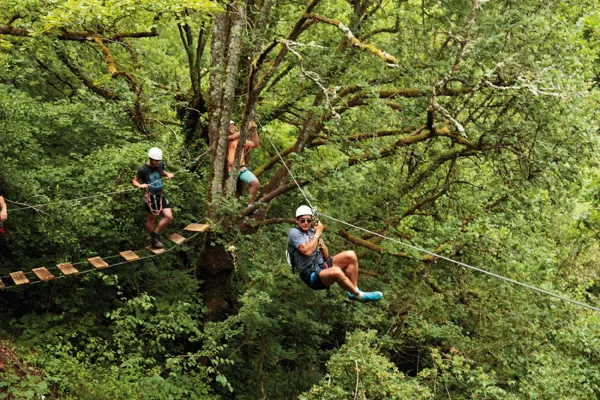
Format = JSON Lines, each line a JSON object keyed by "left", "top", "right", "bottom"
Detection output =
{"left": 144, "top": 193, "right": 173, "bottom": 214}
{"left": 308, "top": 257, "right": 333, "bottom": 291}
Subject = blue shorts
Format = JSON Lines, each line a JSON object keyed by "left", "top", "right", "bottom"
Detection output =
{"left": 238, "top": 168, "right": 258, "bottom": 184}
{"left": 308, "top": 257, "right": 333, "bottom": 291}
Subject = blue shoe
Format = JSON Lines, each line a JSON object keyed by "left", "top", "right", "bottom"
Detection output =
{"left": 347, "top": 288, "right": 361, "bottom": 301}
{"left": 360, "top": 291, "right": 383, "bottom": 302}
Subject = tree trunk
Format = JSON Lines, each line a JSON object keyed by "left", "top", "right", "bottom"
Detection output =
{"left": 197, "top": 236, "right": 235, "bottom": 321}
{"left": 201, "top": 2, "right": 247, "bottom": 320}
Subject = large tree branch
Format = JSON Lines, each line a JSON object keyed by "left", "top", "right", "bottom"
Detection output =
{"left": 0, "top": 25, "right": 28, "bottom": 36}
{"left": 310, "top": 127, "right": 418, "bottom": 147}
{"left": 305, "top": 13, "right": 398, "bottom": 65}
{"left": 93, "top": 36, "right": 145, "bottom": 133}
{"left": 109, "top": 28, "right": 158, "bottom": 41}
{"left": 256, "top": 127, "right": 421, "bottom": 179}
{"left": 0, "top": 23, "right": 158, "bottom": 41}
{"left": 341, "top": 87, "right": 474, "bottom": 110}
{"left": 401, "top": 187, "right": 449, "bottom": 219}
{"left": 257, "top": 179, "right": 310, "bottom": 204}
{"left": 254, "top": 145, "right": 295, "bottom": 178}
{"left": 55, "top": 48, "right": 120, "bottom": 100}
{"left": 348, "top": 126, "right": 428, "bottom": 166}
{"left": 403, "top": 148, "right": 480, "bottom": 194}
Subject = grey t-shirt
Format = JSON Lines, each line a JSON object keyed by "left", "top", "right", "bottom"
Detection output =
{"left": 288, "top": 226, "right": 324, "bottom": 274}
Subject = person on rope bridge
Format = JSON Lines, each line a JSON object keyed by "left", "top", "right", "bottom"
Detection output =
{"left": 287, "top": 205, "right": 383, "bottom": 302}
{"left": 228, "top": 120, "right": 260, "bottom": 207}
{"left": 0, "top": 182, "right": 7, "bottom": 234}
{"left": 132, "top": 147, "right": 175, "bottom": 248}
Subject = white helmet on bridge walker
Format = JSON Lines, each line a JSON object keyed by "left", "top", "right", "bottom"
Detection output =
{"left": 148, "top": 147, "right": 163, "bottom": 160}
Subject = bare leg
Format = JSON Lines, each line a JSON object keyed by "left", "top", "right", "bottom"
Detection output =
{"left": 145, "top": 213, "right": 157, "bottom": 235}
{"left": 154, "top": 208, "right": 173, "bottom": 233}
{"left": 318, "top": 267, "right": 360, "bottom": 295}
{"left": 331, "top": 250, "right": 359, "bottom": 287}
{"left": 248, "top": 179, "right": 259, "bottom": 205}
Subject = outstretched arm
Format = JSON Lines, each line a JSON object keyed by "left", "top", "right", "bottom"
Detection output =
{"left": 250, "top": 124, "right": 260, "bottom": 148}
{"left": 0, "top": 196, "right": 7, "bottom": 222}
{"left": 132, "top": 176, "right": 148, "bottom": 189}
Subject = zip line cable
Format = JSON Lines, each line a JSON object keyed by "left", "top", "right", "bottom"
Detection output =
{"left": 319, "top": 212, "right": 600, "bottom": 312}
{"left": 262, "top": 127, "right": 314, "bottom": 209}
{"left": 260, "top": 122, "right": 600, "bottom": 313}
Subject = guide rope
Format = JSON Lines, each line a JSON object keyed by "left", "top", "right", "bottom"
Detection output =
{"left": 261, "top": 122, "right": 600, "bottom": 313}
{"left": 5, "top": 180, "right": 169, "bottom": 213}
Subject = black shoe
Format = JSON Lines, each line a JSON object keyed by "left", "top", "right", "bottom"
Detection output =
{"left": 150, "top": 236, "right": 164, "bottom": 248}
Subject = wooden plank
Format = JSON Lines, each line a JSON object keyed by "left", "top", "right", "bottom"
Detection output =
{"left": 57, "top": 262, "right": 78, "bottom": 275}
{"left": 32, "top": 267, "right": 54, "bottom": 282}
{"left": 88, "top": 256, "right": 109, "bottom": 270}
{"left": 120, "top": 250, "right": 140, "bottom": 262}
{"left": 10, "top": 271, "right": 29, "bottom": 286}
{"left": 146, "top": 246, "right": 166, "bottom": 255}
{"left": 0, "top": 279, "right": 5, "bottom": 289}
{"left": 169, "top": 233, "right": 186, "bottom": 245}
{"left": 183, "top": 223, "right": 210, "bottom": 232}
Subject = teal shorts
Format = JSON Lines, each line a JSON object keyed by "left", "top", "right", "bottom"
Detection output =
{"left": 238, "top": 168, "right": 258, "bottom": 184}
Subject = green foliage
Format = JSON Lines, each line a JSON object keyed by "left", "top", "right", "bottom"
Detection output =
{"left": 301, "top": 330, "right": 431, "bottom": 400}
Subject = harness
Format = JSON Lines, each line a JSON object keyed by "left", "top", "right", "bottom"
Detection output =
{"left": 144, "top": 189, "right": 163, "bottom": 216}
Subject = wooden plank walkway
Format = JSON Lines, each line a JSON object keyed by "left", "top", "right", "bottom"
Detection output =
{"left": 57, "top": 262, "right": 78, "bottom": 275}
{"left": 4, "top": 222, "right": 209, "bottom": 287}
{"left": 183, "top": 223, "right": 210, "bottom": 232}
{"left": 88, "top": 257, "right": 109, "bottom": 270}
{"left": 33, "top": 267, "right": 54, "bottom": 282}
{"left": 169, "top": 233, "right": 186, "bottom": 245}
{"left": 120, "top": 250, "right": 140, "bottom": 262}
{"left": 146, "top": 246, "right": 166, "bottom": 255}
{"left": 10, "top": 271, "right": 29, "bottom": 286}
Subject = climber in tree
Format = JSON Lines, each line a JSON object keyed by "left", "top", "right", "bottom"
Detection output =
{"left": 228, "top": 120, "right": 260, "bottom": 207}
{"left": 287, "top": 205, "right": 383, "bottom": 302}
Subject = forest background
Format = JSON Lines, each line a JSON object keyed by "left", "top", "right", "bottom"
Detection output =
{"left": 2, "top": 0, "right": 600, "bottom": 398}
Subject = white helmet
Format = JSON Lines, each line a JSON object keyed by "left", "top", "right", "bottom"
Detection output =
{"left": 295, "top": 205, "right": 312, "bottom": 218}
{"left": 230, "top": 120, "right": 235, "bottom": 125}
{"left": 148, "top": 147, "right": 163, "bottom": 160}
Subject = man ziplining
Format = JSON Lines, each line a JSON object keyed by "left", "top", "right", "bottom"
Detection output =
{"left": 287, "top": 205, "right": 383, "bottom": 302}
{"left": 228, "top": 120, "right": 260, "bottom": 207}
{"left": 132, "top": 147, "right": 175, "bottom": 248}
